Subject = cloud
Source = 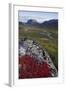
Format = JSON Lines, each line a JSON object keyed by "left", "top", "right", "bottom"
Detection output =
{"left": 18, "top": 11, "right": 58, "bottom": 23}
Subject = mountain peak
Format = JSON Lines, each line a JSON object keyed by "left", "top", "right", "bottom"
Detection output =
{"left": 26, "top": 19, "right": 38, "bottom": 24}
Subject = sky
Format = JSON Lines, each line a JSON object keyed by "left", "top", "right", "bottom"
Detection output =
{"left": 18, "top": 10, "right": 58, "bottom": 23}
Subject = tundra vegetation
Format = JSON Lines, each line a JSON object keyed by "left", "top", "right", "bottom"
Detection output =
{"left": 19, "top": 19, "right": 58, "bottom": 70}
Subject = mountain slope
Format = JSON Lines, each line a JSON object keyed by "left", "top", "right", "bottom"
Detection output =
{"left": 19, "top": 19, "right": 58, "bottom": 29}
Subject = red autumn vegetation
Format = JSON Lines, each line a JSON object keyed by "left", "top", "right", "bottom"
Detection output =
{"left": 19, "top": 55, "right": 51, "bottom": 79}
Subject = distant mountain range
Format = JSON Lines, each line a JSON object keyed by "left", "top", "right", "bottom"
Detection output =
{"left": 19, "top": 19, "right": 58, "bottom": 29}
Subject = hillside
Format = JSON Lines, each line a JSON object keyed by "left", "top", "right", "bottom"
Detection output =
{"left": 19, "top": 19, "right": 58, "bottom": 29}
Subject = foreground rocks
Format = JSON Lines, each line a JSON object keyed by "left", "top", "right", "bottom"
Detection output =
{"left": 19, "top": 38, "right": 58, "bottom": 79}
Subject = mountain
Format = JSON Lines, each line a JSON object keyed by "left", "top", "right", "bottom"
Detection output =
{"left": 41, "top": 19, "right": 58, "bottom": 29}
{"left": 26, "top": 19, "right": 39, "bottom": 26}
{"left": 19, "top": 19, "right": 58, "bottom": 29}
{"left": 19, "top": 22, "right": 23, "bottom": 24}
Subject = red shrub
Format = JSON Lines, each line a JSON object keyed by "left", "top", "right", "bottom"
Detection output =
{"left": 19, "top": 55, "right": 51, "bottom": 79}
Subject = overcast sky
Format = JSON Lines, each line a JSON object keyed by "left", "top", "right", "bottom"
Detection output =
{"left": 18, "top": 10, "right": 58, "bottom": 23}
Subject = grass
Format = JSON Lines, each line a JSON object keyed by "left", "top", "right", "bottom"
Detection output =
{"left": 19, "top": 24, "right": 58, "bottom": 69}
